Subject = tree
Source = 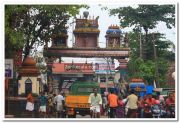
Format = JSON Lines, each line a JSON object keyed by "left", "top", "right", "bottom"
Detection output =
{"left": 127, "top": 31, "right": 174, "bottom": 86}
{"left": 5, "top": 5, "right": 88, "bottom": 60}
{"left": 127, "top": 57, "right": 144, "bottom": 78}
{"left": 5, "top": 5, "right": 28, "bottom": 58}
{"left": 109, "top": 5, "right": 175, "bottom": 59}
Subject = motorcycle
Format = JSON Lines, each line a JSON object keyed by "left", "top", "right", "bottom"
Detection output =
{"left": 151, "top": 103, "right": 166, "bottom": 118}
{"left": 168, "top": 104, "right": 175, "bottom": 118}
{"left": 144, "top": 104, "right": 152, "bottom": 118}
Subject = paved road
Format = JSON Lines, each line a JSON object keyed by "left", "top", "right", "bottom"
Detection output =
{"left": 76, "top": 114, "right": 108, "bottom": 118}
{"left": 76, "top": 114, "right": 91, "bottom": 118}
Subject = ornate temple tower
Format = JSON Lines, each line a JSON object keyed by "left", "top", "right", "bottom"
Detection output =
{"left": 105, "top": 25, "right": 122, "bottom": 48}
{"left": 51, "top": 33, "right": 68, "bottom": 48}
{"left": 18, "top": 57, "right": 41, "bottom": 96}
{"left": 73, "top": 11, "right": 100, "bottom": 48}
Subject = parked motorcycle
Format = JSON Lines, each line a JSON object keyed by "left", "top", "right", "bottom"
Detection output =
{"left": 151, "top": 104, "right": 166, "bottom": 118}
{"left": 144, "top": 104, "right": 152, "bottom": 118}
{"left": 168, "top": 104, "right": 175, "bottom": 118}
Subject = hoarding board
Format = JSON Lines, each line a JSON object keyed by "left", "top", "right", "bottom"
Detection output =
{"left": 95, "top": 63, "right": 115, "bottom": 74}
{"left": 5, "top": 59, "right": 13, "bottom": 78}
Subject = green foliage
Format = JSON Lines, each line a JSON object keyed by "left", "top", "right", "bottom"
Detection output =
{"left": 5, "top": 5, "right": 87, "bottom": 59}
{"left": 127, "top": 57, "right": 144, "bottom": 78}
{"left": 127, "top": 31, "right": 174, "bottom": 86}
{"left": 109, "top": 5, "right": 175, "bottom": 30}
{"left": 108, "top": 5, "right": 175, "bottom": 87}
{"left": 139, "top": 60, "right": 155, "bottom": 84}
{"left": 109, "top": 5, "right": 175, "bottom": 54}
{"left": 127, "top": 31, "right": 142, "bottom": 58}
{"left": 5, "top": 5, "right": 29, "bottom": 58}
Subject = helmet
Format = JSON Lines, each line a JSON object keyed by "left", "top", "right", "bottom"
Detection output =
{"left": 155, "top": 100, "right": 160, "bottom": 105}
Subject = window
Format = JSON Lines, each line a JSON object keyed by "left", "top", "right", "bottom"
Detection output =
{"left": 108, "top": 76, "right": 114, "bottom": 81}
{"left": 100, "top": 76, "right": 106, "bottom": 83}
{"left": 55, "top": 39, "right": 66, "bottom": 46}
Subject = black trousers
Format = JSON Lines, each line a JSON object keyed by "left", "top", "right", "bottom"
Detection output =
{"left": 110, "top": 107, "right": 117, "bottom": 118}
{"left": 127, "top": 108, "right": 138, "bottom": 118}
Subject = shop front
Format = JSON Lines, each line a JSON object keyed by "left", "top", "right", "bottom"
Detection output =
{"left": 52, "top": 63, "right": 94, "bottom": 94}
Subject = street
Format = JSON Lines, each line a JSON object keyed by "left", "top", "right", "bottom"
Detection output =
{"left": 4, "top": 4, "right": 176, "bottom": 121}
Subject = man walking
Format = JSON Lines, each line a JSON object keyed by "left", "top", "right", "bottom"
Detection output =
{"left": 88, "top": 88, "right": 102, "bottom": 118}
{"left": 108, "top": 90, "right": 118, "bottom": 118}
{"left": 126, "top": 89, "right": 138, "bottom": 118}
{"left": 54, "top": 91, "right": 65, "bottom": 118}
{"left": 26, "top": 91, "right": 34, "bottom": 117}
{"left": 38, "top": 92, "right": 47, "bottom": 118}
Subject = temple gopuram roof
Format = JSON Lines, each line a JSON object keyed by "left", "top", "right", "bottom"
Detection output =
{"left": 44, "top": 11, "right": 130, "bottom": 60}
{"left": 73, "top": 18, "right": 100, "bottom": 34}
{"left": 19, "top": 56, "right": 40, "bottom": 76}
{"left": 106, "top": 25, "right": 122, "bottom": 38}
{"left": 73, "top": 11, "right": 100, "bottom": 34}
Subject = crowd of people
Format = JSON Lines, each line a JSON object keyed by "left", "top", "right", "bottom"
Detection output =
{"left": 26, "top": 91, "right": 66, "bottom": 118}
{"left": 25, "top": 88, "right": 175, "bottom": 118}
{"left": 89, "top": 89, "right": 175, "bottom": 118}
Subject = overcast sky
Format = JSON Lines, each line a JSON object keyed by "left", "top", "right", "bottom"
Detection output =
{"left": 66, "top": 4, "right": 176, "bottom": 48}
{"left": 0, "top": 1, "right": 178, "bottom": 120}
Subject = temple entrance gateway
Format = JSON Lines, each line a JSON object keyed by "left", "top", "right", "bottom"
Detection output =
{"left": 44, "top": 12, "right": 129, "bottom": 95}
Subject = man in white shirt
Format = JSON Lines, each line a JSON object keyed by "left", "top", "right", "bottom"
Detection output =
{"left": 54, "top": 92, "right": 65, "bottom": 118}
{"left": 88, "top": 88, "right": 102, "bottom": 118}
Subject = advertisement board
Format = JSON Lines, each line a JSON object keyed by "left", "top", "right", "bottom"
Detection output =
{"left": 5, "top": 59, "right": 13, "bottom": 78}
{"left": 95, "top": 63, "right": 115, "bottom": 74}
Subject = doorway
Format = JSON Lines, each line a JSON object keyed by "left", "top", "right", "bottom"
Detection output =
{"left": 25, "top": 78, "right": 32, "bottom": 96}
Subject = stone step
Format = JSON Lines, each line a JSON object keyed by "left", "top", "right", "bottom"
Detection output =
{"left": 20, "top": 111, "right": 34, "bottom": 118}
{"left": 5, "top": 115, "right": 14, "bottom": 118}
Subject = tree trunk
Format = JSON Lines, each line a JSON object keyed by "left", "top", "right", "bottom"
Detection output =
{"left": 152, "top": 33, "right": 159, "bottom": 88}
{"left": 144, "top": 27, "right": 148, "bottom": 60}
{"left": 23, "top": 45, "right": 31, "bottom": 61}
{"left": 139, "top": 33, "right": 143, "bottom": 58}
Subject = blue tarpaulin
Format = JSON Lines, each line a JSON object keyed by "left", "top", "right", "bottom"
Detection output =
{"left": 146, "top": 85, "right": 154, "bottom": 94}
{"left": 129, "top": 83, "right": 146, "bottom": 88}
{"left": 139, "top": 92, "right": 145, "bottom": 97}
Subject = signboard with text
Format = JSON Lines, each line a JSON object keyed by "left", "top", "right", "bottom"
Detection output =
{"left": 52, "top": 63, "right": 94, "bottom": 74}
{"left": 95, "top": 63, "right": 115, "bottom": 74}
{"left": 5, "top": 59, "right": 13, "bottom": 78}
{"left": 62, "top": 78, "right": 77, "bottom": 93}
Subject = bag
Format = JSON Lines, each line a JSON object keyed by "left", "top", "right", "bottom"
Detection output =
{"left": 26, "top": 101, "right": 34, "bottom": 111}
